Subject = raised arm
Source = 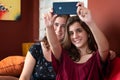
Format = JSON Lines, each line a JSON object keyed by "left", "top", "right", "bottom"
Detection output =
{"left": 44, "top": 11, "right": 62, "bottom": 61}
{"left": 76, "top": 2, "right": 109, "bottom": 61}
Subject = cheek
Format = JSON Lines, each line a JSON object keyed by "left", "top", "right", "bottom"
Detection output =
{"left": 61, "top": 28, "right": 65, "bottom": 33}
{"left": 70, "top": 35, "right": 73, "bottom": 41}
{"left": 83, "top": 33, "right": 89, "bottom": 41}
{"left": 54, "top": 27, "right": 57, "bottom": 31}
{"left": 82, "top": 31, "right": 88, "bottom": 37}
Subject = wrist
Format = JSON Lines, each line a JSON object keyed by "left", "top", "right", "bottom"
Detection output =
{"left": 86, "top": 20, "right": 96, "bottom": 27}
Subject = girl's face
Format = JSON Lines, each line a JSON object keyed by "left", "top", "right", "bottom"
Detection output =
{"left": 54, "top": 17, "right": 67, "bottom": 41}
{"left": 69, "top": 22, "right": 88, "bottom": 49}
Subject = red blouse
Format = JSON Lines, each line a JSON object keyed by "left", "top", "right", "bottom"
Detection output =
{"left": 52, "top": 49, "right": 108, "bottom": 80}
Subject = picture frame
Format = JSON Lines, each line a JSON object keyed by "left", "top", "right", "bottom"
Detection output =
{"left": 0, "top": 0, "right": 21, "bottom": 21}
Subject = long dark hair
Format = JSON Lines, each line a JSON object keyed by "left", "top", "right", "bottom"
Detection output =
{"left": 62, "top": 16, "right": 97, "bottom": 62}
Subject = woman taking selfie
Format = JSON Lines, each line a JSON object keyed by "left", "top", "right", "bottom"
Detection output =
{"left": 44, "top": 2, "right": 109, "bottom": 80}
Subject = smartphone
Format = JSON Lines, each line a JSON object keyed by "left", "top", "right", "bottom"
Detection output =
{"left": 53, "top": 2, "right": 78, "bottom": 15}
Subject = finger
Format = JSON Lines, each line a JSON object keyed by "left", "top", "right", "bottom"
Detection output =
{"left": 45, "top": 14, "right": 49, "bottom": 21}
{"left": 77, "top": 6, "right": 84, "bottom": 15}
{"left": 83, "top": 9, "right": 88, "bottom": 15}
{"left": 52, "top": 14, "right": 57, "bottom": 21}
{"left": 43, "top": 13, "right": 49, "bottom": 22}
{"left": 50, "top": 8, "right": 53, "bottom": 12}
{"left": 47, "top": 12, "right": 52, "bottom": 20}
{"left": 77, "top": 6, "right": 80, "bottom": 15}
{"left": 76, "top": 2, "right": 84, "bottom": 7}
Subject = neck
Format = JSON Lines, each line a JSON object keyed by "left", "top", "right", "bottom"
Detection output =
{"left": 78, "top": 45, "right": 92, "bottom": 56}
{"left": 41, "top": 42, "right": 52, "bottom": 62}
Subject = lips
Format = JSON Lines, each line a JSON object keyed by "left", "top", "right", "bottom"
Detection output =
{"left": 73, "top": 39, "right": 82, "bottom": 44}
{"left": 56, "top": 32, "right": 63, "bottom": 36}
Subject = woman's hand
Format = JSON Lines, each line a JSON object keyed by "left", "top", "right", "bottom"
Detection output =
{"left": 44, "top": 9, "right": 57, "bottom": 28}
{"left": 110, "top": 50, "right": 116, "bottom": 60}
{"left": 76, "top": 2, "right": 92, "bottom": 23}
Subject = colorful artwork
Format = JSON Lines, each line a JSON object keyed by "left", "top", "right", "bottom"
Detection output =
{"left": 0, "top": 0, "right": 21, "bottom": 20}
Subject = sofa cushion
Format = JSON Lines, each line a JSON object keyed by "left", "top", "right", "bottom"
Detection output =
{"left": 104, "top": 57, "right": 120, "bottom": 80}
{"left": 0, "top": 76, "right": 18, "bottom": 80}
{"left": 0, "top": 56, "right": 25, "bottom": 77}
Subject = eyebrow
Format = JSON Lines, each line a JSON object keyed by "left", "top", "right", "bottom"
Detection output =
{"left": 54, "top": 22, "right": 66, "bottom": 26}
{"left": 69, "top": 27, "right": 83, "bottom": 31}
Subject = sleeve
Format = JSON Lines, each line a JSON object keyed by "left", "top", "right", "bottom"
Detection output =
{"left": 102, "top": 52, "right": 111, "bottom": 77}
{"left": 29, "top": 43, "right": 43, "bottom": 61}
{"left": 52, "top": 52, "right": 61, "bottom": 73}
{"left": 52, "top": 48, "right": 70, "bottom": 74}
{"left": 96, "top": 50, "right": 111, "bottom": 77}
{"left": 104, "top": 57, "right": 120, "bottom": 80}
{"left": 51, "top": 48, "right": 65, "bottom": 73}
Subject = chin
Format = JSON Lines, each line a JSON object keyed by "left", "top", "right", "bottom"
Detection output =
{"left": 74, "top": 44, "right": 83, "bottom": 48}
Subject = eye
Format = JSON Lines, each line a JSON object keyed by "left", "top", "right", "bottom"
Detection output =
{"left": 76, "top": 28, "right": 82, "bottom": 33}
{"left": 69, "top": 31, "right": 73, "bottom": 36}
{"left": 61, "top": 24, "right": 66, "bottom": 28}
{"left": 54, "top": 23, "right": 59, "bottom": 27}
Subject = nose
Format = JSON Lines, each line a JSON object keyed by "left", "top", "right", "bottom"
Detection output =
{"left": 73, "top": 32, "right": 78, "bottom": 38}
{"left": 56, "top": 25, "right": 62, "bottom": 32}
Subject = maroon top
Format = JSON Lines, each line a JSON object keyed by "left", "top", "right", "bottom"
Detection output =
{"left": 52, "top": 49, "right": 108, "bottom": 80}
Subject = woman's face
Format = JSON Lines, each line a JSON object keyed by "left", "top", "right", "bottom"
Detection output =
{"left": 69, "top": 22, "right": 88, "bottom": 48}
{"left": 54, "top": 17, "right": 67, "bottom": 41}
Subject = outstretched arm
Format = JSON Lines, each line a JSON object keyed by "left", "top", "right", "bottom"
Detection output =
{"left": 76, "top": 2, "right": 109, "bottom": 61}
{"left": 44, "top": 10, "right": 62, "bottom": 61}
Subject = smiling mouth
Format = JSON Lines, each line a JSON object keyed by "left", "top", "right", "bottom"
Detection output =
{"left": 74, "top": 41, "right": 80, "bottom": 44}
{"left": 57, "top": 33, "right": 63, "bottom": 36}
{"left": 74, "top": 39, "right": 82, "bottom": 43}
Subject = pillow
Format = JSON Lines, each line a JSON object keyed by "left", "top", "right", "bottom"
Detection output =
{"left": 0, "top": 56, "right": 25, "bottom": 77}
{"left": 104, "top": 57, "right": 120, "bottom": 80}
{"left": 0, "top": 76, "right": 18, "bottom": 80}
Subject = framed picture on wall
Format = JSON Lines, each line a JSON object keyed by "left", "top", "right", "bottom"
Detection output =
{"left": 0, "top": 0, "right": 21, "bottom": 21}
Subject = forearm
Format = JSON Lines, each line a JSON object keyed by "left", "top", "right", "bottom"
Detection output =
{"left": 86, "top": 21, "right": 109, "bottom": 60}
{"left": 19, "top": 76, "right": 29, "bottom": 80}
{"left": 46, "top": 27, "right": 62, "bottom": 60}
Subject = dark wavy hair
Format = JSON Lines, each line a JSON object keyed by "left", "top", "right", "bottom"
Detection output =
{"left": 62, "top": 16, "right": 97, "bottom": 62}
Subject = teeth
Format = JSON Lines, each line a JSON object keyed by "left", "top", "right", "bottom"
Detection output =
{"left": 75, "top": 40, "right": 80, "bottom": 43}
{"left": 74, "top": 39, "right": 81, "bottom": 43}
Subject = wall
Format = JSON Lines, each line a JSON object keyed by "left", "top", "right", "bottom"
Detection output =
{"left": 89, "top": 0, "right": 120, "bottom": 54}
{"left": 0, "top": 0, "right": 39, "bottom": 60}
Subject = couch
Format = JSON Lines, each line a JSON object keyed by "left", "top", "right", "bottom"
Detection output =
{"left": 0, "top": 55, "right": 120, "bottom": 80}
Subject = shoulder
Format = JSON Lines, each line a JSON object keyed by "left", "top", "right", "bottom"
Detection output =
{"left": 29, "top": 42, "right": 42, "bottom": 51}
{"left": 31, "top": 42, "right": 41, "bottom": 48}
{"left": 29, "top": 42, "right": 43, "bottom": 59}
